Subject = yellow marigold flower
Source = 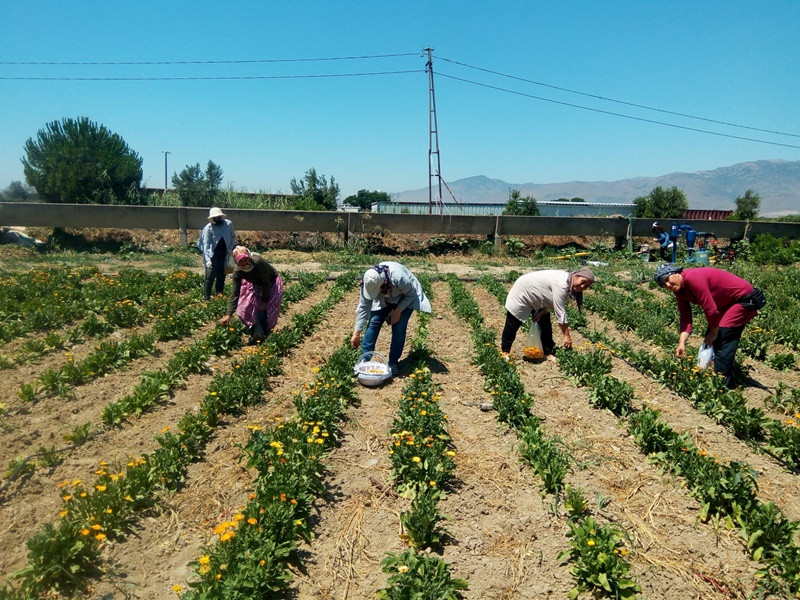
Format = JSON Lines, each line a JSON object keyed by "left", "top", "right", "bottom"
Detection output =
{"left": 59, "top": 510, "right": 68, "bottom": 518}
{"left": 199, "top": 555, "right": 211, "bottom": 565}
{"left": 172, "top": 584, "right": 182, "bottom": 592}
{"left": 199, "top": 565, "right": 210, "bottom": 575}
{"left": 95, "top": 533, "right": 107, "bottom": 541}
{"left": 81, "top": 528, "right": 90, "bottom": 536}
{"left": 162, "top": 426, "right": 171, "bottom": 433}
{"left": 91, "top": 524, "right": 102, "bottom": 530}
{"left": 315, "top": 438, "right": 324, "bottom": 444}
{"left": 247, "top": 518, "right": 257, "bottom": 525}
{"left": 294, "top": 519, "right": 303, "bottom": 526}
{"left": 96, "top": 485, "right": 107, "bottom": 492}
{"left": 62, "top": 495, "right": 72, "bottom": 502}
{"left": 105, "top": 508, "right": 113, "bottom": 514}
{"left": 233, "top": 513, "right": 244, "bottom": 522}
{"left": 587, "top": 539, "right": 595, "bottom": 546}
{"left": 80, "top": 492, "right": 87, "bottom": 498}
{"left": 124, "top": 495, "right": 132, "bottom": 501}
{"left": 72, "top": 479, "right": 82, "bottom": 486}
{"left": 446, "top": 450, "right": 456, "bottom": 457}
{"left": 412, "top": 456, "right": 422, "bottom": 463}
{"left": 398, "top": 565, "right": 409, "bottom": 573}
{"left": 220, "top": 531, "right": 235, "bottom": 542}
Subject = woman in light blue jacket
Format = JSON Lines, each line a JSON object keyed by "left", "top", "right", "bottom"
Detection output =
{"left": 351, "top": 262, "right": 431, "bottom": 376}
{"left": 198, "top": 207, "right": 235, "bottom": 300}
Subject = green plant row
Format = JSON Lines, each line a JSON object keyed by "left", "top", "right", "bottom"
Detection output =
{"left": 2, "top": 296, "right": 234, "bottom": 493}
{"left": 378, "top": 278, "right": 469, "bottom": 599}
{"left": 20, "top": 332, "right": 158, "bottom": 401}
{"left": 179, "top": 341, "right": 360, "bottom": 598}
{"left": 101, "top": 272, "right": 324, "bottom": 427}
{"left": 0, "top": 266, "right": 203, "bottom": 347}
{"left": 449, "top": 275, "right": 570, "bottom": 494}
{"left": 0, "top": 273, "right": 354, "bottom": 598}
{"left": 581, "top": 326, "right": 800, "bottom": 474}
{"left": 557, "top": 332, "right": 800, "bottom": 596}
{"left": 474, "top": 276, "right": 641, "bottom": 598}
{"left": 629, "top": 406, "right": 800, "bottom": 598}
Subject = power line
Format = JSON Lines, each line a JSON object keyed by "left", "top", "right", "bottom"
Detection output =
{"left": 437, "top": 55, "right": 800, "bottom": 139}
{"left": 437, "top": 71, "right": 800, "bottom": 150}
{"left": 0, "top": 69, "right": 422, "bottom": 81}
{"left": 0, "top": 52, "right": 420, "bottom": 66}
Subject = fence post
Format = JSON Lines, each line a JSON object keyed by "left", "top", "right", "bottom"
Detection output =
{"left": 177, "top": 207, "right": 188, "bottom": 246}
{"left": 493, "top": 216, "right": 502, "bottom": 251}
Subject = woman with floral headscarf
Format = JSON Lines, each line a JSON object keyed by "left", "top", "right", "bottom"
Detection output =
{"left": 654, "top": 264, "right": 764, "bottom": 386}
{"left": 502, "top": 267, "right": 595, "bottom": 360}
{"left": 219, "top": 246, "right": 283, "bottom": 344}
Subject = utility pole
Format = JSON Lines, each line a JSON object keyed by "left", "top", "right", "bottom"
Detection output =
{"left": 423, "top": 47, "right": 443, "bottom": 215}
{"left": 163, "top": 151, "right": 171, "bottom": 191}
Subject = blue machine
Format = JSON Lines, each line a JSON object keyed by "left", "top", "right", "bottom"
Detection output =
{"left": 669, "top": 223, "right": 696, "bottom": 264}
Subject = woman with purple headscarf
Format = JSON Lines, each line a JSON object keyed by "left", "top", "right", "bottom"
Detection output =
{"left": 502, "top": 267, "right": 595, "bottom": 360}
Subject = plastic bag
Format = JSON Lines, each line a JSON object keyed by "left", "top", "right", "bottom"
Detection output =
{"left": 523, "top": 321, "right": 544, "bottom": 360}
{"left": 697, "top": 343, "right": 715, "bottom": 370}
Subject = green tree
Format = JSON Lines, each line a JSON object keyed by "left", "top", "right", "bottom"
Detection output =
{"left": 570, "top": 197, "right": 585, "bottom": 202}
{"left": 171, "top": 160, "right": 223, "bottom": 207}
{"left": 503, "top": 189, "right": 540, "bottom": 216}
{"left": 632, "top": 186, "right": 688, "bottom": 219}
{"left": 343, "top": 189, "right": 391, "bottom": 211}
{"left": 2, "top": 180, "right": 35, "bottom": 201}
{"left": 22, "top": 117, "right": 143, "bottom": 204}
{"left": 289, "top": 168, "right": 339, "bottom": 211}
{"left": 730, "top": 189, "right": 761, "bottom": 221}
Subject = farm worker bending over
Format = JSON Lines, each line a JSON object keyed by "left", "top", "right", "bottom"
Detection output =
{"left": 351, "top": 262, "right": 431, "bottom": 377}
{"left": 654, "top": 264, "right": 765, "bottom": 387}
{"left": 198, "top": 207, "right": 235, "bottom": 301}
{"left": 219, "top": 246, "right": 283, "bottom": 345}
{"left": 501, "top": 268, "right": 595, "bottom": 360}
{"left": 652, "top": 222, "right": 671, "bottom": 261}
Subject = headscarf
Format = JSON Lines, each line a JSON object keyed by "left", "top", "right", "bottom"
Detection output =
{"left": 232, "top": 246, "right": 253, "bottom": 271}
{"left": 568, "top": 267, "right": 595, "bottom": 312}
{"left": 654, "top": 264, "right": 683, "bottom": 286}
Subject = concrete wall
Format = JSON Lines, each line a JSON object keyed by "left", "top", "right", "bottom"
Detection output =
{"left": 2, "top": 203, "right": 799, "bottom": 245}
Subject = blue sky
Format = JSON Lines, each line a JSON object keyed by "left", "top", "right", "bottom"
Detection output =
{"left": 2, "top": 1, "right": 798, "bottom": 201}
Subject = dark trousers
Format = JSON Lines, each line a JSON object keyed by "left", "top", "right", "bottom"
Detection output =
{"left": 501, "top": 311, "right": 555, "bottom": 354}
{"left": 203, "top": 240, "right": 227, "bottom": 300}
{"left": 712, "top": 325, "right": 745, "bottom": 385}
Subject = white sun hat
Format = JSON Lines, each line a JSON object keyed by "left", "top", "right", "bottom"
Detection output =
{"left": 208, "top": 207, "right": 226, "bottom": 220}
{"left": 362, "top": 268, "right": 383, "bottom": 300}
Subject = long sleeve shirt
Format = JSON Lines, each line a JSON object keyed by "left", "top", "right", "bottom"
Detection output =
{"left": 226, "top": 254, "right": 278, "bottom": 316}
{"left": 354, "top": 261, "right": 431, "bottom": 331}
{"left": 198, "top": 220, "right": 235, "bottom": 263}
{"left": 673, "top": 267, "right": 754, "bottom": 333}
{"left": 505, "top": 270, "right": 571, "bottom": 325}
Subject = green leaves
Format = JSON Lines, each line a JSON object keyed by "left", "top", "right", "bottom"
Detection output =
{"left": 22, "top": 117, "right": 143, "bottom": 203}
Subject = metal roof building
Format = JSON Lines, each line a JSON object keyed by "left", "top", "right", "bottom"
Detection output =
{"left": 371, "top": 201, "right": 635, "bottom": 217}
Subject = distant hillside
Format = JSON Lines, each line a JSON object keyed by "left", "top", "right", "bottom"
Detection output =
{"left": 396, "top": 160, "right": 800, "bottom": 216}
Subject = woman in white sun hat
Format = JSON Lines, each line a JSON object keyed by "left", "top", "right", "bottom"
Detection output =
{"left": 351, "top": 262, "right": 431, "bottom": 377}
{"left": 197, "top": 207, "right": 235, "bottom": 300}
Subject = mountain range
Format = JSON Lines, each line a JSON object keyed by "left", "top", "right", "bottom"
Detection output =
{"left": 395, "top": 159, "right": 800, "bottom": 216}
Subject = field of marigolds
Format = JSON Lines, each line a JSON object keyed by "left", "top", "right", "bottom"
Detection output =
{"left": 1, "top": 235, "right": 800, "bottom": 600}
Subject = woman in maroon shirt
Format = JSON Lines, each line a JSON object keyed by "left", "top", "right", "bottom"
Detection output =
{"left": 654, "top": 265, "right": 763, "bottom": 386}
